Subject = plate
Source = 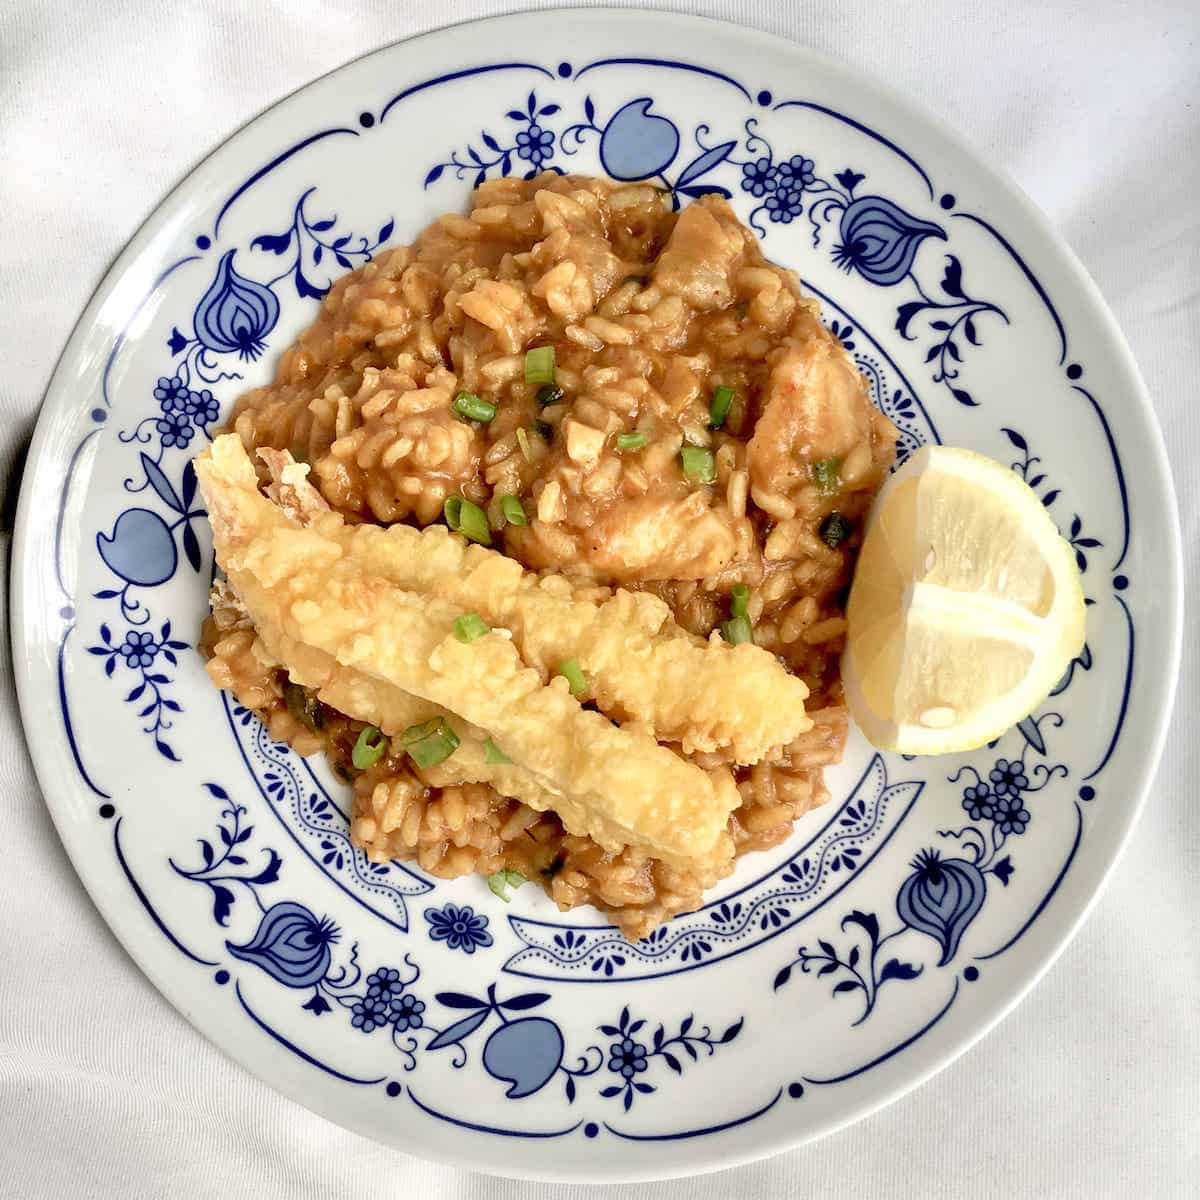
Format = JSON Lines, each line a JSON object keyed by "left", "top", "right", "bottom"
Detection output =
{"left": 11, "top": 9, "right": 1182, "bottom": 1182}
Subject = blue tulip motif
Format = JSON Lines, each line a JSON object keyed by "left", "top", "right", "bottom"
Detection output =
{"left": 96, "top": 507, "right": 177, "bottom": 587}
{"left": 599, "top": 98, "right": 681, "bottom": 181}
{"left": 832, "top": 196, "right": 946, "bottom": 286}
{"left": 896, "top": 849, "right": 986, "bottom": 965}
{"left": 227, "top": 900, "right": 338, "bottom": 988}
{"left": 481, "top": 1016, "right": 565, "bottom": 1098}
{"left": 193, "top": 250, "right": 280, "bottom": 360}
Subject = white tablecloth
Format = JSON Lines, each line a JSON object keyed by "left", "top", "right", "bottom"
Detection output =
{"left": 1, "top": 2, "right": 1196, "bottom": 1196}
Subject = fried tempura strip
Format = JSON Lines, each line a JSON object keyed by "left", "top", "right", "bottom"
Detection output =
{"left": 256, "top": 445, "right": 811, "bottom": 762}
{"left": 220, "top": 570, "right": 609, "bottom": 842}
{"left": 197, "top": 436, "right": 738, "bottom": 863}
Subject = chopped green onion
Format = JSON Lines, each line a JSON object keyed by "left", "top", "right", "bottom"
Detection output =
{"left": 487, "top": 868, "right": 527, "bottom": 902}
{"left": 680, "top": 445, "right": 717, "bottom": 485}
{"left": 444, "top": 494, "right": 491, "bottom": 545}
{"left": 451, "top": 390, "right": 496, "bottom": 423}
{"left": 399, "top": 717, "right": 460, "bottom": 769}
{"left": 284, "top": 681, "right": 323, "bottom": 731}
{"left": 720, "top": 614, "right": 754, "bottom": 645}
{"left": 533, "top": 419, "right": 553, "bottom": 441}
{"left": 516, "top": 427, "right": 533, "bottom": 462}
{"left": 500, "top": 495, "right": 527, "bottom": 526}
{"left": 709, "top": 385, "right": 735, "bottom": 429}
{"left": 616, "top": 431, "right": 648, "bottom": 451}
{"left": 352, "top": 725, "right": 388, "bottom": 770}
{"left": 730, "top": 583, "right": 749, "bottom": 619}
{"left": 536, "top": 383, "right": 564, "bottom": 408}
{"left": 820, "top": 512, "right": 853, "bottom": 549}
{"left": 453, "top": 612, "right": 490, "bottom": 643}
{"left": 557, "top": 657, "right": 588, "bottom": 698}
{"left": 810, "top": 457, "right": 842, "bottom": 496}
{"left": 484, "top": 738, "right": 511, "bottom": 764}
{"left": 524, "top": 345, "right": 556, "bottom": 386}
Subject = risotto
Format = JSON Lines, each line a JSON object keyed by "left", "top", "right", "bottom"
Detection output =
{"left": 198, "top": 173, "right": 898, "bottom": 940}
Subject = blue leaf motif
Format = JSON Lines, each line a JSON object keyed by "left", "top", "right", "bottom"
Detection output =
{"left": 226, "top": 901, "right": 337, "bottom": 988}
{"left": 598, "top": 98, "right": 680, "bottom": 181}
{"left": 426, "top": 1008, "right": 490, "bottom": 1051}
{"left": 193, "top": 250, "right": 280, "bottom": 360}
{"left": 832, "top": 196, "right": 946, "bottom": 286}
{"left": 141, "top": 453, "right": 183, "bottom": 513}
{"left": 675, "top": 140, "right": 736, "bottom": 189}
{"left": 1017, "top": 715, "right": 1046, "bottom": 755}
{"left": 250, "top": 230, "right": 294, "bottom": 256}
{"left": 96, "top": 508, "right": 177, "bottom": 587}
{"left": 896, "top": 849, "right": 986, "bottom": 965}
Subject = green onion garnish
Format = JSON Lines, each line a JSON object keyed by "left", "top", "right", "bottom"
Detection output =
{"left": 524, "top": 346, "right": 556, "bottom": 386}
{"left": 453, "top": 612, "right": 490, "bottom": 643}
{"left": 444, "top": 494, "right": 491, "bottom": 545}
{"left": 616, "top": 431, "right": 648, "bottom": 451}
{"left": 680, "top": 445, "right": 717, "bottom": 485}
{"left": 284, "top": 681, "right": 323, "bottom": 731}
{"left": 557, "top": 657, "right": 588, "bottom": 698}
{"left": 451, "top": 390, "right": 496, "bottom": 423}
{"left": 820, "top": 512, "right": 853, "bottom": 549}
{"left": 351, "top": 725, "right": 388, "bottom": 770}
{"left": 730, "top": 583, "right": 749, "bottom": 619}
{"left": 516, "top": 427, "right": 533, "bottom": 462}
{"left": 536, "top": 383, "right": 564, "bottom": 408}
{"left": 487, "top": 868, "right": 527, "bottom": 902}
{"left": 500, "top": 495, "right": 527, "bottom": 526}
{"left": 709, "top": 385, "right": 735, "bottom": 429}
{"left": 810, "top": 457, "right": 842, "bottom": 496}
{"left": 484, "top": 738, "right": 511, "bottom": 764}
{"left": 720, "top": 614, "right": 754, "bottom": 645}
{"left": 399, "top": 717, "right": 460, "bottom": 769}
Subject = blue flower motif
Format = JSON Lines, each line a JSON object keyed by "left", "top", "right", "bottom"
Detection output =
{"left": 154, "top": 375, "right": 189, "bottom": 414}
{"left": 388, "top": 992, "right": 426, "bottom": 1032}
{"left": 226, "top": 901, "right": 339, "bottom": 988}
{"left": 896, "top": 849, "right": 986, "bottom": 966}
{"left": 832, "top": 195, "right": 946, "bottom": 286}
{"left": 193, "top": 249, "right": 280, "bottom": 361}
{"left": 182, "top": 387, "right": 219, "bottom": 427}
{"left": 119, "top": 630, "right": 158, "bottom": 669}
{"left": 993, "top": 794, "right": 1031, "bottom": 836}
{"left": 607, "top": 1036, "right": 648, "bottom": 1080}
{"left": 777, "top": 154, "right": 816, "bottom": 190}
{"left": 365, "top": 966, "right": 404, "bottom": 1001}
{"left": 740, "top": 156, "right": 778, "bottom": 198}
{"left": 483, "top": 1017, "right": 564, "bottom": 1098}
{"left": 424, "top": 903, "right": 494, "bottom": 954}
{"left": 962, "top": 782, "right": 995, "bottom": 821}
{"left": 988, "top": 758, "right": 1029, "bottom": 799}
{"left": 598, "top": 98, "right": 680, "bottom": 181}
{"left": 515, "top": 123, "right": 555, "bottom": 167}
{"left": 765, "top": 186, "right": 804, "bottom": 224}
{"left": 350, "top": 993, "right": 390, "bottom": 1033}
{"left": 156, "top": 410, "right": 195, "bottom": 449}
{"left": 97, "top": 508, "right": 178, "bottom": 587}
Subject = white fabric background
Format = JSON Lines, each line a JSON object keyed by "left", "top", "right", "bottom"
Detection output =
{"left": 1, "top": 2, "right": 1196, "bottom": 1196}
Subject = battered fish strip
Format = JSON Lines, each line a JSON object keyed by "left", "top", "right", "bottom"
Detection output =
{"left": 218, "top": 569, "right": 617, "bottom": 844}
{"left": 254, "top": 444, "right": 811, "bottom": 762}
{"left": 197, "top": 436, "right": 739, "bottom": 864}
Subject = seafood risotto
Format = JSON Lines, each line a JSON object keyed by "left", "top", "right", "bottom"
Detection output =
{"left": 197, "top": 174, "right": 898, "bottom": 940}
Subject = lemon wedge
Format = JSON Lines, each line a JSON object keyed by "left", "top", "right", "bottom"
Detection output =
{"left": 843, "top": 445, "right": 1086, "bottom": 755}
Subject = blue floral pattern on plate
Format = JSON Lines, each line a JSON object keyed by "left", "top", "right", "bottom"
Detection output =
{"left": 21, "top": 29, "right": 1158, "bottom": 1171}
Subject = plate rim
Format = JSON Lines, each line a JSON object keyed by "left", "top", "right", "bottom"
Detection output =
{"left": 10, "top": 7, "right": 1184, "bottom": 1181}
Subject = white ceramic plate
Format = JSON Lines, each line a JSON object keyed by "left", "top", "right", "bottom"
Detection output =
{"left": 12, "top": 10, "right": 1182, "bottom": 1182}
